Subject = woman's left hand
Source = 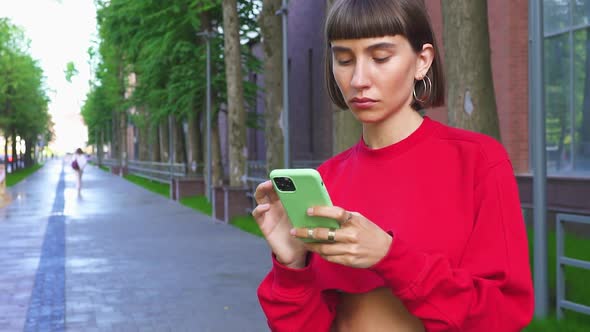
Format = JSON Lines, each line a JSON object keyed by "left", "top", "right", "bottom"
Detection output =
{"left": 290, "top": 206, "right": 393, "bottom": 269}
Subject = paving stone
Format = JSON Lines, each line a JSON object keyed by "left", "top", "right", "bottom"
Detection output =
{"left": 1, "top": 160, "right": 271, "bottom": 331}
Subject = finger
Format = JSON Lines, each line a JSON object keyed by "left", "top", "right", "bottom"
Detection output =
{"left": 317, "top": 254, "right": 355, "bottom": 267}
{"left": 309, "top": 227, "right": 338, "bottom": 243}
{"left": 304, "top": 242, "right": 350, "bottom": 256}
{"left": 291, "top": 227, "right": 355, "bottom": 243}
{"left": 254, "top": 181, "right": 273, "bottom": 204}
{"left": 251, "top": 203, "right": 270, "bottom": 220}
{"left": 308, "top": 206, "right": 354, "bottom": 225}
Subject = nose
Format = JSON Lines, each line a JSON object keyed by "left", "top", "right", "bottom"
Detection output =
{"left": 350, "top": 60, "right": 370, "bottom": 90}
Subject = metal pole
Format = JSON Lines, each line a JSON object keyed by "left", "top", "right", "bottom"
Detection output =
{"left": 529, "top": 0, "right": 548, "bottom": 318}
{"left": 206, "top": 34, "right": 212, "bottom": 201}
{"left": 168, "top": 114, "right": 174, "bottom": 179}
{"left": 278, "top": 0, "right": 290, "bottom": 168}
{"left": 198, "top": 31, "right": 214, "bottom": 202}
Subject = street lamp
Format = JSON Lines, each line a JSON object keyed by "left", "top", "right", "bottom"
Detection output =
{"left": 276, "top": 0, "right": 290, "bottom": 168}
{"left": 197, "top": 30, "right": 215, "bottom": 202}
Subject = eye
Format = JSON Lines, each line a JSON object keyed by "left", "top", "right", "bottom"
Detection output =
{"left": 373, "top": 56, "right": 391, "bottom": 63}
{"left": 336, "top": 58, "right": 353, "bottom": 66}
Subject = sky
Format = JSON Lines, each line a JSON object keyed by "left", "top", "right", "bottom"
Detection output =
{"left": 0, "top": 0, "right": 97, "bottom": 154}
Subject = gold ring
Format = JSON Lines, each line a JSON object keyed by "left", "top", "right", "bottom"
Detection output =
{"left": 327, "top": 228, "right": 336, "bottom": 242}
{"left": 307, "top": 228, "right": 315, "bottom": 239}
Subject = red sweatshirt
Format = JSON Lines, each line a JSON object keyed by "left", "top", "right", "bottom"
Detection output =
{"left": 258, "top": 117, "right": 534, "bottom": 331}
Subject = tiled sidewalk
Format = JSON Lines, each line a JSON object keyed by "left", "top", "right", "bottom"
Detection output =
{"left": 0, "top": 160, "right": 271, "bottom": 332}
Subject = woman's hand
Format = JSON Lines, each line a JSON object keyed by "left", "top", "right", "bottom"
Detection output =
{"left": 251, "top": 181, "right": 307, "bottom": 269}
{"left": 291, "top": 206, "right": 393, "bottom": 269}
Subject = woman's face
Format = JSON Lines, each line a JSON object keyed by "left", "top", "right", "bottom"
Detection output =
{"left": 331, "top": 35, "right": 431, "bottom": 123}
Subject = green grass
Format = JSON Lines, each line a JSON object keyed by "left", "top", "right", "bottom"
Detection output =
{"left": 179, "top": 195, "right": 212, "bottom": 216}
{"left": 122, "top": 173, "right": 169, "bottom": 197}
{"left": 99, "top": 165, "right": 109, "bottom": 172}
{"left": 5, "top": 163, "right": 44, "bottom": 187}
{"left": 230, "top": 215, "right": 263, "bottom": 237}
{"left": 524, "top": 228, "right": 590, "bottom": 331}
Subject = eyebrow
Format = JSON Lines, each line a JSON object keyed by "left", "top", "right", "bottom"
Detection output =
{"left": 331, "top": 42, "right": 397, "bottom": 53}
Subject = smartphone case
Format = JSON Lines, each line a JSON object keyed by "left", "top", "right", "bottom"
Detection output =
{"left": 270, "top": 169, "right": 340, "bottom": 242}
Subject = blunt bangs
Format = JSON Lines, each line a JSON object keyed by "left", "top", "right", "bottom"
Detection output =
{"left": 326, "top": 0, "right": 408, "bottom": 43}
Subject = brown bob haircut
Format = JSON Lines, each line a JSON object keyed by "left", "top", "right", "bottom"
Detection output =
{"left": 325, "top": 0, "right": 445, "bottom": 111}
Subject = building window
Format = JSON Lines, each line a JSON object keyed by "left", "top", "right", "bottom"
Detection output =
{"left": 544, "top": 0, "right": 590, "bottom": 173}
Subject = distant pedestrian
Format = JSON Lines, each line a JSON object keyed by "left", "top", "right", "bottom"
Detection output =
{"left": 71, "top": 148, "right": 87, "bottom": 194}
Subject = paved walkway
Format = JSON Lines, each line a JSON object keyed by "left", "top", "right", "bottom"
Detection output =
{"left": 0, "top": 160, "right": 271, "bottom": 332}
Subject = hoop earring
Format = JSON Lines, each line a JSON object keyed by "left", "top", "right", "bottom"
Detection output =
{"left": 413, "top": 75, "right": 432, "bottom": 104}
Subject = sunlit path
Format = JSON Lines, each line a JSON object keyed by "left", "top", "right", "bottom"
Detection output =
{"left": 0, "top": 160, "right": 271, "bottom": 331}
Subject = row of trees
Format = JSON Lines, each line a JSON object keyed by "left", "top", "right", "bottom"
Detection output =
{"left": 0, "top": 18, "right": 52, "bottom": 170}
{"left": 83, "top": 0, "right": 268, "bottom": 187}
{"left": 84, "top": 0, "right": 502, "bottom": 187}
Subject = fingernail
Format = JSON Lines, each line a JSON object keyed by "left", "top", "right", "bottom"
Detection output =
{"left": 289, "top": 228, "right": 296, "bottom": 235}
{"left": 307, "top": 208, "right": 313, "bottom": 215}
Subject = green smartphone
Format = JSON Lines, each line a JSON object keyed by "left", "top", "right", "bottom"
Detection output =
{"left": 270, "top": 168, "right": 340, "bottom": 242}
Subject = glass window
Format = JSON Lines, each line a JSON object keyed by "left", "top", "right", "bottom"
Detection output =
{"left": 544, "top": 0, "right": 570, "bottom": 35}
{"left": 545, "top": 34, "right": 573, "bottom": 172}
{"left": 573, "top": 0, "right": 590, "bottom": 26}
{"left": 543, "top": 0, "right": 590, "bottom": 173}
{"left": 574, "top": 28, "right": 590, "bottom": 170}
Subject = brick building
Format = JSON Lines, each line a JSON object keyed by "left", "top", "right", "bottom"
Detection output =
{"left": 246, "top": 1, "right": 589, "bottom": 214}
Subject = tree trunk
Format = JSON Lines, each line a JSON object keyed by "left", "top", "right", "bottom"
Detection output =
{"left": 3, "top": 137, "right": 8, "bottom": 169}
{"left": 326, "top": 0, "right": 362, "bottom": 155}
{"left": 211, "top": 112, "right": 224, "bottom": 186}
{"left": 97, "top": 127, "right": 104, "bottom": 166}
{"left": 260, "top": 0, "right": 285, "bottom": 172}
{"left": 24, "top": 137, "right": 32, "bottom": 167}
{"left": 119, "top": 109, "right": 128, "bottom": 167}
{"left": 149, "top": 122, "right": 161, "bottom": 162}
{"left": 137, "top": 107, "right": 150, "bottom": 161}
{"left": 111, "top": 112, "right": 120, "bottom": 163}
{"left": 187, "top": 112, "right": 202, "bottom": 175}
{"left": 174, "top": 118, "right": 186, "bottom": 164}
{"left": 11, "top": 131, "right": 17, "bottom": 170}
{"left": 222, "top": 0, "right": 247, "bottom": 186}
{"left": 159, "top": 120, "right": 169, "bottom": 162}
{"left": 442, "top": 0, "right": 500, "bottom": 140}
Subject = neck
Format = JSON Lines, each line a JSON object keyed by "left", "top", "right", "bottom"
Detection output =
{"left": 362, "top": 107, "right": 423, "bottom": 149}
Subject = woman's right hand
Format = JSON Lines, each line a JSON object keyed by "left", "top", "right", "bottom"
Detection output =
{"left": 252, "top": 181, "right": 307, "bottom": 269}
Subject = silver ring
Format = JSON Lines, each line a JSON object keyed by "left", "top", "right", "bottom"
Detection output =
{"left": 327, "top": 228, "right": 336, "bottom": 242}
{"left": 307, "top": 228, "right": 315, "bottom": 239}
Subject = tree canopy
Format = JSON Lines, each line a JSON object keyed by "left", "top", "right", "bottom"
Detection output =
{"left": 0, "top": 18, "right": 52, "bottom": 164}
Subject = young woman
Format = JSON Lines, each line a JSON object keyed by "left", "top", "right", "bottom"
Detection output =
{"left": 72, "top": 148, "right": 87, "bottom": 194}
{"left": 252, "top": 1, "right": 534, "bottom": 331}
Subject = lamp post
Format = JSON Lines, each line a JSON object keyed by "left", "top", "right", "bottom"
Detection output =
{"left": 277, "top": 0, "right": 290, "bottom": 168}
{"left": 197, "top": 30, "right": 215, "bottom": 201}
{"left": 168, "top": 114, "right": 174, "bottom": 179}
{"left": 529, "top": 0, "right": 548, "bottom": 318}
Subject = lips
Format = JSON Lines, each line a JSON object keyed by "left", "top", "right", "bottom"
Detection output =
{"left": 350, "top": 97, "right": 377, "bottom": 109}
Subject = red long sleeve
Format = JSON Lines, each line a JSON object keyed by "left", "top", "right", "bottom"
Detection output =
{"left": 257, "top": 117, "right": 534, "bottom": 331}
{"left": 369, "top": 159, "right": 533, "bottom": 331}
{"left": 257, "top": 254, "right": 338, "bottom": 331}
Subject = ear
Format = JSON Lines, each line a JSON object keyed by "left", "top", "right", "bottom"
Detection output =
{"left": 415, "top": 43, "right": 434, "bottom": 80}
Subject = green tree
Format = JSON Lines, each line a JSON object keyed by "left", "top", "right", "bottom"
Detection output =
{"left": 0, "top": 18, "right": 51, "bottom": 169}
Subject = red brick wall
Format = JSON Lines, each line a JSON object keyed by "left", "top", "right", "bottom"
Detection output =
{"left": 424, "top": 1, "right": 530, "bottom": 173}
